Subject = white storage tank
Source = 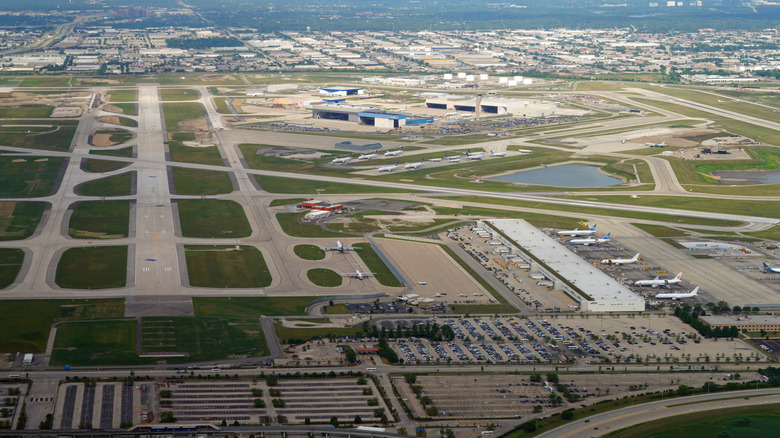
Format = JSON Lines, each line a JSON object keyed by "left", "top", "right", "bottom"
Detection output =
{"left": 507, "top": 80, "right": 517, "bottom": 87}
{"left": 514, "top": 76, "right": 523, "bottom": 82}
{"left": 522, "top": 78, "right": 533, "bottom": 85}
{"left": 443, "top": 73, "right": 453, "bottom": 80}
{"left": 457, "top": 72, "right": 467, "bottom": 79}
{"left": 498, "top": 77, "right": 508, "bottom": 84}
{"left": 465, "top": 75, "right": 475, "bottom": 81}
{"left": 479, "top": 74, "right": 489, "bottom": 81}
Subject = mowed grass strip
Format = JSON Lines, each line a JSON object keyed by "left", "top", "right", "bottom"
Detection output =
{"left": 171, "top": 167, "right": 233, "bottom": 195}
{"left": 307, "top": 268, "right": 342, "bottom": 287}
{"left": 0, "top": 105, "right": 54, "bottom": 118}
{"left": 177, "top": 199, "right": 252, "bottom": 238}
{"left": 55, "top": 246, "right": 128, "bottom": 289}
{"left": 89, "top": 146, "right": 134, "bottom": 158}
{"left": 352, "top": 242, "right": 404, "bottom": 287}
{"left": 0, "top": 125, "right": 76, "bottom": 151}
{"left": 294, "top": 244, "right": 325, "bottom": 260}
{"left": 76, "top": 172, "right": 133, "bottom": 197}
{"left": 276, "top": 212, "right": 343, "bottom": 238}
{"left": 107, "top": 89, "right": 137, "bottom": 102}
{"left": 0, "top": 299, "right": 124, "bottom": 353}
{"left": 269, "top": 198, "right": 307, "bottom": 207}
{"left": 273, "top": 321, "right": 364, "bottom": 344}
{"left": 50, "top": 320, "right": 143, "bottom": 366}
{"left": 185, "top": 245, "right": 271, "bottom": 288}
{"left": 168, "top": 132, "right": 224, "bottom": 166}
{"left": 193, "top": 296, "right": 315, "bottom": 319}
{"left": 0, "top": 248, "right": 24, "bottom": 289}
{"left": 83, "top": 158, "right": 131, "bottom": 173}
{"left": 160, "top": 88, "right": 199, "bottom": 101}
{"left": 142, "top": 317, "right": 269, "bottom": 361}
{"left": 0, "top": 157, "right": 65, "bottom": 197}
{"left": 109, "top": 103, "right": 137, "bottom": 115}
{"left": 255, "top": 174, "right": 408, "bottom": 194}
{"left": 68, "top": 201, "right": 130, "bottom": 239}
{"left": 213, "top": 97, "right": 230, "bottom": 113}
{"left": 0, "top": 201, "right": 46, "bottom": 241}
{"left": 163, "top": 102, "right": 205, "bottom": 133}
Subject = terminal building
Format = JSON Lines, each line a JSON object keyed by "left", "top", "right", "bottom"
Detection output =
{"left": 485, "top": 219, "right": 646, "bottom": 312}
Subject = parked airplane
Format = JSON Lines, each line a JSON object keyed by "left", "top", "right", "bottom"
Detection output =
{"left": 343, "top": 267, "right": 374, "bottom": 280}
{"left": 331, "top": 153, "right": 352, "bottom": 164}
{"left": 517, "top": 148, "right": 534, "bottom": 154}
{"left": 378, "top": 161, "right": 400, "bottom": 172}
{"left": 635, "top": 272, "right": 682, "bottom": 288}
{"left": 358, "top": 150, "right": 379, "bottom": 160}
{"left": 466, "top": 149, "right": 484, "bottom": 160}
{"left": 404, "top": 159, "right": 424, "bottom": 170}
{"left": 601, "top": 253, "right": 640, "bottom": 265}
{"left": 489, "top": 149, "right": 507, "bottom": 157}
{"left": 558, "top": 224, "right": 597, "bottom": 237}
{"left": 429, "top": 156, "right": 443, "bottom": 162}
{"left": 656, "top": 287, "right": 699, "bottom": 300}
{"left": 569, "top": 233, "right": 610, "bottom": 246}
{"left": 324, "top": 241, "right": 359, "bottom": 252}
{"left": 384, "top": 146, "right": 404, "bottom": 157}
{"left": 763, "top": 262, "right": 780, "bottom": 273}
{"left": 645, "top": 141, "right": 666, "bottom": 147}
{"left": 445, "top": 153, "right": 461, "bottom": 162}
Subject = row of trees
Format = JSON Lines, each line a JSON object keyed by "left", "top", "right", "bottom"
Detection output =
{"left": 674, "top": 305, "right": 739, "bottom": 338}
{"left": 361, "top": 321, "right": 456, "bottom": 342}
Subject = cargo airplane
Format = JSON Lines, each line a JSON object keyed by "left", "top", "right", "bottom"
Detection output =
{"left": 635, "top": 272, "right": 682, "bottom": 288}
{"left": 601, "top": 253, "right": 640, "bottom": 265}
{"left": 489, "top": 149, "right": 507, "bottom": 157}
{"left": 331, "top": 153, "right": 352, "bottom": 164}
{"left": 325, "top": 241, "right": 359, "bottom": 252}
{"left": 343, "top": 267, "right": 374, "bottom": 280}
{"left": 645, "top": 141, "right": 666, "bottom": 147}
{"left": 656, "top": 287, "right": 699, "bottom": 300}
{"left": 558, "top": 224, "right": 596, "bottom": 237}
{"left": 384, "top": 146, "right": 404, "bottom": 157}
{"left": 378, "top": 161, "right": 400, "bottom": 172}
{"left": 358, "top": 150, "right": 379, "bottom": 160}
{"left": 466, "top": 149, "right": 484, "bottom": 160}
{"left": 762, "top": 262, "right": 780, "bottom": 273}
{"left": 404, "top": 159, "right": 424, "bottom": 169}
{"left": 569, "top": 233, "right": 610, "bottom": 246}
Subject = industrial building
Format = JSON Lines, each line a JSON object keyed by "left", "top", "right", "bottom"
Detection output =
{"left": 310, "top": 103, "right": 407, "bottom": 129}
{"left": 485, "top": 219, "right": 646, "bottom": 312}
{"left": 425, "top": 94, "right": 585, "bottom": 117}
{"left": 299, "top": 200, "right": 344, "bottom": 212}
{"left": 319, "top": 87, "right": 364, "bottom": 96}
{"left": 701, "top": 315, "right": 780, "bottom": 331}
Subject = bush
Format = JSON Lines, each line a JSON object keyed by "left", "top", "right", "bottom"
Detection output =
{"left": 561, "top": 409, "right": 574, "bottom": 420}
{"left": 254, "top": 398, "right": 266, "bottom": 408}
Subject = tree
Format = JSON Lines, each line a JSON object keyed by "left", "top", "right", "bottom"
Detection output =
{"left": 561, "top": 409, "right": 574, "bottom": 420}
{"left": 330, "top": 416, "right": 339, "bottom": 427}
{"left": 523, "top": 421, "right": 537, "bottom": 433}
{"left": 354, "top": 415, "right": 362, "bottom": 424}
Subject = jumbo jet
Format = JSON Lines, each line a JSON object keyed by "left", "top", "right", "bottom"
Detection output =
{"left": 635, "top": 272, "right": 682, "bottom": 288}
{"left": 763, "top": 262, "right": 780, "bottom": 273}
{"left": 358, "top": 150, "right": 379, "bottom": 160}
{"left": 466, "top": 149, "right": 484, "bottom": 160}
{"left": 378, "top": 161, "right": 400, "bottom": 172}
{"left": 569, "top": 233, "right": 610, "bottom": 246}
{"left": 445, "top": 153, "right": 461, "bottom": 162}
{"left": 343, "top": 267, "right": 374, "bottom": 280}
{"left": 331, "top": 153, "right": 352, "bottom": 164}
{"left": 489, "top": 149, "right": 507, "bottom": 158}
{"left": 429, "top": 156, "right": 443, "bottom": 162}
{"left": 601, "top": 253, "right": 640, "bottom": 265}
{"left": 404, "top": 158, "right": 424, "bottom": 170}
{"left": 384, "top": 146, "right": 404, "bottom": 157}
{"left": 645, "top": 141, "right": 666, "bottom": 148}
{"left": 656, "top": 287, "right": 699, "bottom": 300}
{"left": 516, "top": 148, "right": 533, "bottom": 154}
{"left": 324, "top": 241, "right": 359, "bottom": 252}
{"left": 558, "top": 224, "right": 597, "bottom": 237}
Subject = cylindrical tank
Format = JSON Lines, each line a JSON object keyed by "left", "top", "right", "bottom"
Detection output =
{"left": 443, "top": 73, "right": 453, "bottom": 80}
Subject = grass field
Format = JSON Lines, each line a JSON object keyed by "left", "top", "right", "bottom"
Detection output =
{"left": 213, "top": 97, "right": 230, "bottom": 113}
{"left": 55, "top": 246, "right": 128, "bottom": 289}
{"left": 307, "top": 268, "right": 343, "bottom": 287}
{"left": 68, "top": 201, "right": 130, "bottom": 239}
{"left": 0, "top": 248, "right": 23, "bottom": 289}
{"left": 160, "top": 89, "right": 200, "bottom": 101}
{"left": 83, "top": 159, "right": 131, "bottom": 173}
{"left": 193, "top": 296, "right": 315, "bottom": 319}
{"left": 565, "top": 194, "right": 780, "bottom": 220}
{"left": 109, "top": 102, "right": 137, "bottom": 115}
{"left": 255, "top": 175, "right": 409, "bottom": 194}
{"left": 168, "top": 132, "right": 225, "bottom": 166}
{"left": 276, "top": 212, "right": 344, "bottom": 238}
{"left": 0, "top": 201, "right": 46, "bottom": 241}
{"left": 89, "top": 146, "right": 134, "bottom": 158}
{"left": 171, "top": 167, "right": 233, "bottom": 195}
{"left": 76, "top": 172, "right": 133, "bottom": 197}
{"left": 0, "top": 105, "right": 53, "bottom": 118}
{"left": 0, "top": 157, "right": 65, "bottom": 197}
{"left": 433, "top": 204, "right": 584, "bottom": 230}
{"left": 386, "top": 218, "right": 461, "bottom": 233}
{"left": 274, "top": 321, "right": 364, "bottom": 344}
{"left": 747, "top": 225, "right": 780, "bottom": 241}
{"left": 184, "top": 245, "right": 272, "bottom": 288}
{"left": 50, "top": 320, "right": 141, "bottom": 366}
{"left": 0, "top": 299, "right": 124, "bottom": 353}
{"left": 294, "top": 244, "right": 325, "bottom": 260}
{"left": 177, "top": 199, "right": 252, "bottom": 238}
{"left": 353, "top": 242, "right": 404, "bottom": 287}
{"left": 0, "top": 125, "right": 76, "bottom": 151}
{"left": 163, "top": 102, "right": 205, "bottom": 133}
{"left": 107, "top": 90, "right": 136, "bottom": 102}
{"left": 630, "top": 223, "right": 689, "bottom": 238}
{"left": 94, "top": 129, "right": 133, "bottom": 145}
{"left": 269, "top": 198, "right": 307, "bottom": 207}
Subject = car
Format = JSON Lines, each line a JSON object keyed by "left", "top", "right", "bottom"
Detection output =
{"left": 210, "top": 368, "right": 221, "bottom": 373}
{"left": 584, "top": 419, "right": 590, "bottom": 423}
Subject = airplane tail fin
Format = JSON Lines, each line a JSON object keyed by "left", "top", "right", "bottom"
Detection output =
{"left": 691, "top": 287, "right": 699, "bottom": 296}
{"left": 674, "top": 273, "right": 682, "bottom": 280}
{"left": 605, "top": 232, "right": 611, "bottom": 238}
{"left": 653, "top": 276, "right": 659, "bottom": 281}
{"left": 337, "top": 240, "right": 342, "bottom": 248}
{"left": 632, "top": 253, "right": 640, "bottom": 261}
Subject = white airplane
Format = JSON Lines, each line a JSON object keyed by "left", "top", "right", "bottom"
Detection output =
{"left": 569, "top": 232, "right": 610, "bottom": 246}
{"left": 331, "top": 153, "right": 352, "bottom": 164}
{"left": 358, "top": 150, "right": 379, "bottom": 160}
{"left": 601, "top": 253, "right": 640, "bottom": 265}
{"left": 656, "top": 287, "right": 699, "bottom": 300}
{"left": 445, "top": 153, "right": 461, "bottom": 162}
{"left": 404, "top": 159, "right": 424, "bottom": 170}
{"left": 557, "top": 224, "right": 597, "bottom": 237}
{"left": 489, "top": 149, "right": 507, "bottom": 158}
{"left": 645, "top": 141, "right": 666, "bottom": 147}
{"left": 343, "top": 267, "right": 374, "bottom": 280}
{"left": 517, "top": 148, "right": 534, "bottom": 154}
{"left": 378, "top": 161, "right": 400, "bottom": 172}
{"left": 763, "top": 262, "right": 780, "bottom": 273}
{"left": 384, "top": 146, "right": 404, "bottom": 157}
{"left": 429, "top": 156, "right": 443, "bottom": 162}
{"left": 324, "top": 241, "right": 359, "bottom": 252}
{"left": 466, "top": 149, "right": 484, "bottom": 160}
{"left": 635, "top": 272, "right": 682, "bottom": 288}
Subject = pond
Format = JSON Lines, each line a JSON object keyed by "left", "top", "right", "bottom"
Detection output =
{"left": 488, "top": 163, "right": 622, "bottom": 187}
{"left": 713, "top": 170, "right": 780, "bottom": 184}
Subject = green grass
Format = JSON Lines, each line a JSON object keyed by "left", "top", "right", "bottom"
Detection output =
{"left": 631, "top": 223, "right": 690, "bottom": 238}
{"left": 352, "top": 242, "right": 404, "bottom": 287}
{"left": 275, "top": 212, "right": 344, "bottom": 238}
{"left": 168, "top": 132, "right": 225, "bottom": 166}
{"left": 83, "top": 159, "right": 131, "bottom": 173}
{"left": 177, "top": 199, "right": 252, "bottom": 238}
{"left": 141, "top": 317, "right": 268, "bottom": 361}
{"left": 269, "top": 198, "right": 307, "bottom": 207}
{"left": 0, "top": 299, "right": 124, "bottom": 353}
{"left": 89, "top": 146, "right": 134, "bottom": 158}
{"left": 109, "top": 102, "right": 137, "bottom": 116}
{"left": 163, "top": 102, "right": 205, "bottom": 133}
{"left": 0, "top": 105, "right": 53, "bottom": 118}
{"left": 193, "top": 296, "right": 315, "bottom": 320}
{"left": 0, "top": 248, "right": 24, "bottom": 288}
{"left": 433, "top": 204, "right": 584, "bottom": 230}
{"left": 214, "top": 97, "right": 230, "bottom": 114}
{"left": 294, "top": 244, "right": 325, "bottom": 260}
{"left": 307, "top": 268, "right": 343, "bottom": 287}
{"left": 55, "top": 246, "right": 128, "bottom": 289}
{"left": 254, "top": 175, "right": 409, "bottom": 194}
{"left": 160, "top": 89, "right": 200, "bottom": 101}
{"left": 0, "top": 201, "right": 46, "bottom": 241}
{"left": 68, "top": 201, "right": 130, "bottom": 239}
{"left": 50, "top": 320, "right": 140, "bottom": 366}
{"left": 76, "top": 172, "right": 133, "bottom": 197}
{"left": 565, "top": 194, "right": 780, "bottom": 220}
{"left": 0, "top": 157, "right": 65, "bottom": 197}
{"left": 171, "top": 167, "right": 233, "bottom": 195}
{"left": 184, "top": 245, "right": 271, "bottom": 288}
{"left": 18, "top": 77, "right": 72, "bottom": 87}
{"left": 387, "top": 218, "right": 462, "bottom": 233}
{"left": 0, "top": 125, "right": 76, "bottom": 151}
{"left": 274, "top": 321, "right": 364, "bottom": 344}
{"left": 448, "top": 304, "right": 518, "bottom": 314}
{"left": 106, "top": 90, "right": 136, "bottom": 102}
{"left": 747, "top": 225, "right": 780, "bottom": 241}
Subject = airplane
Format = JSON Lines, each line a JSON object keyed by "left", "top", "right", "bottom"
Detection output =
{"left": 358, "top": 150, "right": 379, "bottom": 160}
{"left": 762, "top": 262, "right": 780, "bottom": 273}
{"left": 343, "top": 267, "right": 375, "bottom": 280}
{"left": 635, "top": 272, "right": 682, "bottom": 288}
{"left": 656, "top": 287, "right": 699, "bottom": 300}
{"left": 429, "top": 156, "right": 443, "bottom": 162}
{"left": 558, "top": 224, "right": 597, "bottom": 237}
{"left": 445, "top": 153, "right": 461, "bottom": 162}
{"left": 569, "top": 232, "right": 610, "bottom": 246}
{"left": 489, "top": 149, "right": 507, "bottom": 158}
{"left": 331, "top": 153, "right": 352, "bottom": 164}
{"left": 601, "top": 253, "right": 640, "bottom": 265}
{"left": 404, "top": 158, "right": 424, "bottom": 170}
{"left": 517, "top": 148, "right": 534, "bottom": 154}
{"left": 384, "top": 146, "right": 403, "bottom": 157}
{"left": 324, "top": 241, "right": 359, "bottom": 252}
{"left": 645, "top": 141, "right": 666, "bottom": 147}
{"left": 378, "top": 161, "right": 400, "bottom": 172}
{"left": 466, "top": 149, "right": 484, "bottom": 160}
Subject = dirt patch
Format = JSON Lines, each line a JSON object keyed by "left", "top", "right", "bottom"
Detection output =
{"left": 51, "top": 106, "right": 81, "bottom": 117}
{"left": 102, "top": 104, "right": 124, "bottom": 114}
{"left": 630, "top": 128, "right": 721, "bottom": 148}
{"left": 199, "top": 74, "right": 235, "bottom": 82}
{"left": 99, "top": 115, "right": 121, "bottom": 125}
{"left": 0, "top": 202, "right": 16, "bottom": 218}
{"left": 256, "top": 146, "right": 323, "bottom": 158}
{"left": 91, "top": 133, "right": 116, "bottom": 147}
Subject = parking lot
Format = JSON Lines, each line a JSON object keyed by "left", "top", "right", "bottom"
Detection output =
{"left": 53, "top": 382, "right": 140, "bottom": 429}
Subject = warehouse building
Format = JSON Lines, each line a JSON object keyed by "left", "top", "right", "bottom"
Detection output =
{"left": 701, "top": 315, "right": 780, "bottom": 331}
{"left": 311, "top": 103, "right": 407, "bottom": 129}
{"left": 319, "top": 87, "right": 364, "bottom": 96}
{"left": 425, "top": 94, "right": 585, "bottom": 117}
